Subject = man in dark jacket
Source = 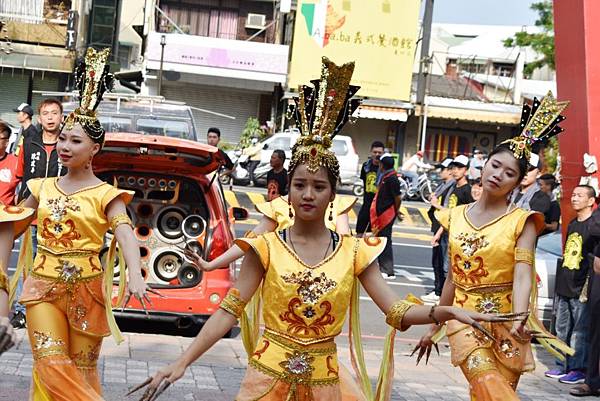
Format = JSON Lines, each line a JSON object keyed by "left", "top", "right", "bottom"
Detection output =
{"left": 15, "top": 98, "right": 66, "bottom": 201}
{"left": 356, "top": 141, "right": 385, "bottom": 235}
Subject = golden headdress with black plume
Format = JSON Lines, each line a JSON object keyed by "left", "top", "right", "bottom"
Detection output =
{"left": 501, "top": 91, "right": 569, "bottom": 161}
{"left": 63, "top": 47, "right": 114, "bottom": 145}
{"left": 289, "top": 57, "right": 361, "bottom": 180}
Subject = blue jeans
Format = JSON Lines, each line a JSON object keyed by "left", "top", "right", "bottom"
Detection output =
{"left": 402, "top": 170, "right": 419, "bottom": 191}
{"left": 11, "top": 226, "right": 37, "bottom": 315}
{"left": 555, "top": 295, "right": 589, "bottom": 372}
{"left": 440, "top": 233, "right": 449, "bottom": 275}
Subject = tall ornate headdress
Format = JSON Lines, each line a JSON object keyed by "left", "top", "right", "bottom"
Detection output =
{"left": 288, "top": 57, "right": 361, "bottom": 179}
{"left": 63, "top": 47, "right": 114, "bottom": 145}
{"left": 501, "top": 91, "right": 569, "bottom": 161}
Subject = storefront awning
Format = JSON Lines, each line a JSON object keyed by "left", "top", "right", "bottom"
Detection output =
{"left": 415, "top": 96, "right": 522, "bottom": 125}
{"left": 0, "top": 43, "right": 74, "bottom": 73}
{"left": 354, "top": 105, "right": 408, "bottom": 121}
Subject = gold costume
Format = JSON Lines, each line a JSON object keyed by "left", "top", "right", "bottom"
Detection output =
{"left": 255, "top": 195, "right": 356, "bottom": 232}
{"left": 436, "top": 205, "right": 545, "bottom": 401}
{"left": 20, "top": 177, "right": 132, "bottom": 400}
{"left": 233, "top": 232, "right": 408, "bottom": 400}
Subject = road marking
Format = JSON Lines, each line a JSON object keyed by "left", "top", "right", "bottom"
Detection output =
{"left": 246, "top": 192, "right": 265, "bottom": 206}
{"left": 391, "top": 232, "right": 431, "bottom": 241}
{"left": 392, "top": 242, "right": 431, "bottom": 249}
{"left": 223, "top": 190, "right": 240, "bottom": 207}
{"left": 418, "top": 208, "right": 432, "bottom": 226}
{"left": 399, "top": 206, "right": 413, "bottom": 226}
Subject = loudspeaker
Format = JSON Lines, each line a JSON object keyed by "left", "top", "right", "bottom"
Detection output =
{"left": 150, "top": 249, "right": 184, "bottom": 283}
{"left": 182, "top": 215, "right": 206, "bottom": 239}
{"left": 177, "top": 263, "right": 203, "bottom": 287}
{"left": 154, "top": 207, "right": 186, "bottom": 243}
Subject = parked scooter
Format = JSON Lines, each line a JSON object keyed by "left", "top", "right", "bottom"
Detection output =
{"left": 220, "top": 149, "right": 250, "bottom": 186}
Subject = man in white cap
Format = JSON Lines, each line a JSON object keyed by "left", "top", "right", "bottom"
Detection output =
{"left": 12, "top": 103, "right": 39, "bottom": 153}
{"left": 423, "top": 157, "right": 455, "bottom": 302}
{"left": 511, "top": 153, "right": 551, "bottom": 214}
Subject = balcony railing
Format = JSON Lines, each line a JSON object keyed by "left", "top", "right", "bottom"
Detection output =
{"left": 0, "top": 0, "right": 69, "bottom": 24}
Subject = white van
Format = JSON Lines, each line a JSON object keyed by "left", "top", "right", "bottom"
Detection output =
{"left": 253, "top": 129, "right": 359, "bottom": 186}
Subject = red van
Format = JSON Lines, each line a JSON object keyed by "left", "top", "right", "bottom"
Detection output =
{"left": 94, "top": 133, "right": 246, "bottom": 332}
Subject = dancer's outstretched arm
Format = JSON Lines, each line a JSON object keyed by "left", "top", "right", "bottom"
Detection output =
{"left": 185, "top": 216, "right": 277, "bottom": 271}
{"left": 141, "top": 249, "right": 264, "bottom": 393}
{"left": 359, "top": 262, "right": 497, "bottom": 330}
{"left": 510, "top": 220, "right": 536, "bottom": 338}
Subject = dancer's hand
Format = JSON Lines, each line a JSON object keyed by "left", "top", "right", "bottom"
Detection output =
{"left": 122, "top": 274, "right": 162, "bottom": 316}
{"left": 510, "top": 319, "right": 532, "bottom": 343}
{"left": 431, "top": 234, "right": 440, "bottom": 247}
{"left": 127, "top": 360, "right": 187, "bottom": 400}
{"left": 184, "top": 249, "right": 214, "bottom": 271}
{"left": 417, "top": 323, "right": 440, "bottom": 349}
{"left": 0, "top": 316, "right": 17, "bottom": 355}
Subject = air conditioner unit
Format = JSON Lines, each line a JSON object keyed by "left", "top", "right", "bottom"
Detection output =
{"left": 245, "top": 13, "right": 266, "bottom": 29}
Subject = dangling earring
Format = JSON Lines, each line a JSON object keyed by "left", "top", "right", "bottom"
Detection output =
{"left": 288, "top": 198, "right": 294, "bottom": 218}
{"left": 328, "top": 202, "right": 334, "bottom": 221}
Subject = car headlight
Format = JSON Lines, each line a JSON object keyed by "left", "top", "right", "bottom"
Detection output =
{"left": 209, "top": 293, "right": 221, "bottom": 304}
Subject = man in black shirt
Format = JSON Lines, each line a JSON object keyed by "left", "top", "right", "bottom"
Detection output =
{"left": 538, "top": 173, "right": 561, "bottom": 234}
{"left": 12, "top": 103, "right": 39, "bottom": 153}
{"left": 356, "top": 141, "right": 384, "bottom": 235}
{"left": 371, "top": 154, "right": 402, "bottom": 279}
{"left": 547, "top": 185, "right": 596, "bottom": 384}
{"left": 446, "top": 154, "right": 474, "bottom": 208}
{"left": 206, "top": 127, "right": 234, "bottom": 174}
{"left": 570, "top": 251, "right": 600, "bottom": 396}
{"left": 266, "top": 149, "right": 287, "bottom": 201}
{"left": 423, "top": 157, "right": 454, "bottom": 303}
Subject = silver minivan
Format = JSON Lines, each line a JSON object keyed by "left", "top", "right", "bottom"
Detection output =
{"left": 253, "top": 129, "right": 360, "bottom": 186}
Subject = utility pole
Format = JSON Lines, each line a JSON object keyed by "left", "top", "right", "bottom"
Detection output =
{"left": 158, "top": 34, "right": 166, "bottom": 96}
{"left": 415, "top": 0, "right": 434, "bottom": 152}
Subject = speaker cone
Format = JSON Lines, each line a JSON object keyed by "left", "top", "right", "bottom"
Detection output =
{"left": 156, "top": 207, "right": 185, "bottom": 240}
{"left": 177, "top": 263, "right": 202, "bottom": 287}
{"left": 152, "top": 250, "right": 183, "bottom": 282}
{"left": 182, "top": 215, "right": 206, "bottom": 239}
{"left": 100, "top": 246, "right": 121, "bottom": 276}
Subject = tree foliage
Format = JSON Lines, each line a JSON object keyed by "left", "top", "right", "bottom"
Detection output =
{"left": 503, "top": 1, "right": 554, "bottom": 77}
{"left": 239, "top": 117, "right": 266, "bottom": 148}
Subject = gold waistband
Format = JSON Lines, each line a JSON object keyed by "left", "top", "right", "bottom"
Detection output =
{"left": 263, "top": 327, "right": 338, "bottom": 346}
{"left": 454, "top": 286, "right": 513, "bottom": 314}
{"left": 249, "top": 331, "right": 339, "bottom": 386}
{"left": 31, "top": 251, "right": 104, "bottom": 282}
{"left": 38, "top": 247, "right": 100, "bottom": 257}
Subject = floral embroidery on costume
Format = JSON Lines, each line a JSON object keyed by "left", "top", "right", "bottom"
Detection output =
{"left": 456, "top": 232, "right": 489, "bottom": 257}
{"left": 280, "top": 298, "right": 335, "bottom": 335}
{"left": 41, "top": 217, "right": 81, "bottom": 248}
{"left": 452, "top": 255, "right": 489, "bottom": 285}
{"left": 55, "top": 260, "right": 83, "bottom": 285}
{"left": 47, "top": 196, "right": 81, "bottom": 221}
{"left": 499, "top": 339, "right": 521, "bottom": 359}
{"left": 281, "top": 268, "right": 337, "bottom": 305}
{"left": 280, "top": 351, "right": 315, "bottom": 378}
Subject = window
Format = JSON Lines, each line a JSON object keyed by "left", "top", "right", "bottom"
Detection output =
{"left": 159, "top": 0, "right": 239, "bottom": 39}
{"left": 265, "top": 136, "right": 290, "bottom": 150}
{"left": 137, "top": 118, "right": 192, "bottom": 140}
{"left": 99, "top": 115, "right": 132, "bottom": 133}
{"left": 88, "top": 0, "right": 120, "bottom": 51}
{"left": 331, "top": 139, "right": 348, "bottom": 156}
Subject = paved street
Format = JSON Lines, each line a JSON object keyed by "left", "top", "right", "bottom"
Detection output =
{"left": 1, "top": 187, "right": 575, "bottom": 400}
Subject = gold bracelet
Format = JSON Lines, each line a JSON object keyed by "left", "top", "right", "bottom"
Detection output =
{"left": 219, "top": 288, "right": 247, "bottom": 319}
{"left": 110, "top": 213, "right": 132, "bottom": 232}
{"left": 243, "top": 230, "right": 258, "bottom": 239}
{"left": 515, "top": 247, "right": 534, "bottom": 266}
{"left": 0, "top": 270, "right": 8, "bottom": 294}
{"left": 385, "top": 300, "right": 413, "bottom": 331}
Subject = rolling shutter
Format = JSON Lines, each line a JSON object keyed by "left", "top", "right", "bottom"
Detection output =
{"left": 0, "top": 71, "right": 29, "bottom": 125}
{"left": 162, "top": 83, "right": 260, "bottom": 145}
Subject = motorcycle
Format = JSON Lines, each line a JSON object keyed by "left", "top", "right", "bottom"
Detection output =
{"left": 220, "top": 150, "right": 250, "bottom": 186}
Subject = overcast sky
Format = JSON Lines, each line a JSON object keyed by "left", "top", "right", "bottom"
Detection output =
{"left": 429, "top": 0, "right": 541, "bottom": 26}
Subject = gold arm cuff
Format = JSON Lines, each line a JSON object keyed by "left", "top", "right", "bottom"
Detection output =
{"left": 0, "top": 270, "right": 8, "bottom": 293}
{"left": 515, "top": 247, "right": 534, "bottom": 266}
{"left": 243, "top": 230, "right": 258, "bottom": 239}
{"left": 385, "top": 300, "right": 413, "bottom": 331}
{"left": 219, "top": 288, "right": 247, "bottom": 319}
{"left": 110, "top": 213, "right": 132, "bottom": 232}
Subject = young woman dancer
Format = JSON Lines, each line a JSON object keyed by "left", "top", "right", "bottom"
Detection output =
{"left": 132, "top": 58, "right": 516, "bottom": 401}
{"left": 417, "top": 92, "right": 573, "bottom": 401}
{"left": 0, "top": 48, "right": 154, "bottom": 400}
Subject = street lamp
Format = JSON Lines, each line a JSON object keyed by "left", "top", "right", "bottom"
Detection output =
{"left": 158, "top": 34, "right": 166, "bottom": 96}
